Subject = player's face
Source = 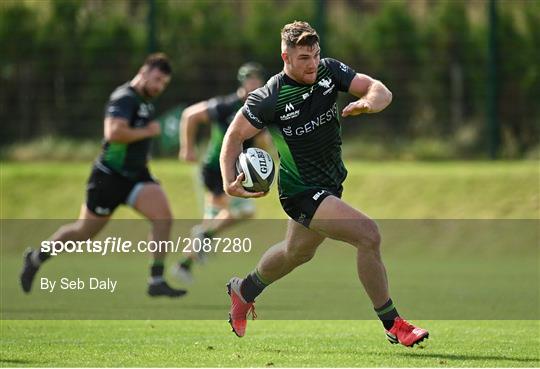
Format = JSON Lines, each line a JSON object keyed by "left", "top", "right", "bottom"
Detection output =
{"left": 285, "top": 44, "right": 320, "bottom": 85}
{"left": 242, "top": 76, "right": 264, "bottom": 94}
{"left": 142, "top": 68, "right": 171, "bottom": 98}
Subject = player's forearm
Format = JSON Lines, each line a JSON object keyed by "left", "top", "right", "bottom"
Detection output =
{"left": 363, "top": 80, "right": 392, "bottom": 113}
{"left": 106, "top": 126, "right": 153, "bottom": 143}
{"left": 220, "top": 129, "right": 244, "bottom": 187}
{"left": 180, "top": 114, "right": 198, "bottom": 151}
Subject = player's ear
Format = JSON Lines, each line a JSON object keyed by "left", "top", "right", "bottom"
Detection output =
{"left": 281, "top": 51, "right": 290, "bottom": 65}
{"left": 139, "top": 65, "right": 149, "bottom": 79}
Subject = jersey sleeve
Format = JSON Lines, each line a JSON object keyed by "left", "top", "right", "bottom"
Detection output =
{"left": 322, "top": 58, "right": 356, "bottom": 92}
{"left": 105, "top": 95, "right": 137, "bottom": 121}
{"left": 241, "top": 84, "right": 275, "bottom": 129}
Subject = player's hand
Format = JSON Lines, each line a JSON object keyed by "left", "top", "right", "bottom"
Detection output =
{"left": 341, "top": 99, "right": 372, "bottom": 117}
{"left": 179, "top": 147, "right": 197, "bottom": 162}
{"left": 146, "top": 121, "right": 161, "bottom": 137}
{"left": 224, "top": 173, "right": 267, "bottom": 198}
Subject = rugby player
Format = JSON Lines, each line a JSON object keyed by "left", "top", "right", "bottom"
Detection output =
{"left": 220, "top": 21, "right": 429, "bottom": 347}
{"left": 20, "top": 53, "right": 187, "bottom": 298}
{"left": 174, "top": 63, "right": 267, "bottom": 282}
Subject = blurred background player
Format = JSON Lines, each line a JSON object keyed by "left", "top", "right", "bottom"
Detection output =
{"left": 174, "top": 63, "right": 269, "bottom": 282}
{"left": 20, "top": 53, "right": 187, "bottom": 298}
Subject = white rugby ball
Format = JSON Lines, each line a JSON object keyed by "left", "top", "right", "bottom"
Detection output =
{"left": 235, "top": 148, "right": 275, "bottom": 193}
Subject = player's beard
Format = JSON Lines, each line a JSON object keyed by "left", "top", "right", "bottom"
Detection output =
{"left": 142, "top": 84, "right": 159, "bottom": 99}
{"left": 291, "top": 64, "right": 317, "bottom": 85}
{"left": 303, "top": 73, "right": 317, "bottom": 84}
{"left": 301, "top": 67, "right": 318, "bottom": 84}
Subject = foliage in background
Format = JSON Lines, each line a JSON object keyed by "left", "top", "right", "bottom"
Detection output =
{"left": 0, "top": 0, "right": 538, "bottom": 159}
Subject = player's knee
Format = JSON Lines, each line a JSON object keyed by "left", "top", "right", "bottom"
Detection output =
{"left": 156, "top": 204, "right": 174, "bottom": 221}
{"left": 367, "top": 228, "right": 382, "bottom": 251}
{"left": 148, "top": 210, "right": 173, "bottom": 230}
{"left": 355, "top": 219, "right": 381, "bottom": 252}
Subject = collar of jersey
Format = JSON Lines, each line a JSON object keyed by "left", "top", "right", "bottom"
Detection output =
{"left": 281, "top": 71, "right": 317, "bottom": 88}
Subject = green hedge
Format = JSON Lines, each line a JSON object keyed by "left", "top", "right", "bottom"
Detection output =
{"left": 0, "top": 0, "right": 538, "bottom": 158}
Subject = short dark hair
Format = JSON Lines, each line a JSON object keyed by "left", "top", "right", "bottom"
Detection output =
{"left": 281, "top": 21, "right": 319, "bottom": 49}
{"left": 144, "top": 53, "right": 172, "bottom": 75}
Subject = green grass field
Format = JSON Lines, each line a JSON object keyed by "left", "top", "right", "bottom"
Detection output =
{"left": 1, "top": 160, "right": 539, "bottom": 367}
{"left": 2, "top": 160, "right": 538, "bottom": 219}
{"left": 2, "top": 320, "right": 538, "bottom": 367}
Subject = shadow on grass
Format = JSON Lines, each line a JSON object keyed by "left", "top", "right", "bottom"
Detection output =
{"left": 397, "top": 351, "right": 539, "bottom": 363}
{"left": 0, "top": 358, "right": 44, "bottom": 365}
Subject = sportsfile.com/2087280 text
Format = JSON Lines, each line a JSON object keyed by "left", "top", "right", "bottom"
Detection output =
{"left": 39, "top": 237, "right": 253, "bottom": 256}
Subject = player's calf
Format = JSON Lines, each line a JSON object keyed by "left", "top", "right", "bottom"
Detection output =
{"left": 284, "top": 244, "right": 316, "bottom": 266}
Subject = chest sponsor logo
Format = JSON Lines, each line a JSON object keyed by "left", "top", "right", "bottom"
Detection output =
{"left": 280, "top": 103, "right": 300, "bottom": 121}
{"left": 282, "top": 102, "right": 338, "bottom": 137}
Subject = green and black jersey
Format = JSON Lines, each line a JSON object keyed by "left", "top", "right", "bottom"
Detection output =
{"left": 241, "top": 58, "right": 356, "bottom": 197}
{"left": 204, "top": 92, "right": 256, "bottom": 171}
{"left": 98, "top": 82, "right": 155, "bottom": 179}
{"left": 204, "top": 93, "right": 243, "bottom": 170}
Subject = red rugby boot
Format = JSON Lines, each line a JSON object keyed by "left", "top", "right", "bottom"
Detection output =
{"left": 227, "top": 277, "right": 257, "bottom": 337}
{"left": 386, "top": 317, "right": 429, "bottom": 347}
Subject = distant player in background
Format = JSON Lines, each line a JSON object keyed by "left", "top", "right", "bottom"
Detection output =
{"left": 220, "top": 21, "right": 429, "bottom": 346}
{"left": 174, "top": 63, "right": 268, "bottom": 282}
{"left": 20, "top": 53, "right": 187, "bottom": 298}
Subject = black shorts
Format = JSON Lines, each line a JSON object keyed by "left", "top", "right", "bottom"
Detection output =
{"left": 280, "top": 186, "right": 343, "bottom": 228}
{"left": 86, "top": 164, "right": 157, "bottom": 217}
{"left": 201, "top": 165, "right": 224, "bottom": 196}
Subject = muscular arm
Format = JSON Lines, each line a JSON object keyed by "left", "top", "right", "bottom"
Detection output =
{"left": 252, "top": 129, "right": 274, "bottom": 154}
{"left": 104, "top": 117, "right": 160, "bottom": 143}
{"left": 342, "top": 74, "right": 392, "bottom": 117}
{"left": 220, "top": 111, "right": 265, "bottom": 198}
{"left": 179, "top": 101, "right": 210, "bottom": 161}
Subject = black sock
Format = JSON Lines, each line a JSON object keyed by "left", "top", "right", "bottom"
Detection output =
{"left": 150, "top": 260, "right": 164, "bottom": 284}
{"left": 240, "top": 270, "right": 268, "bottom": 302}
{"left": 38, "top": 251, "right": 51, "bottom": 262}
{"left": 30, "top": 250, "right": 51, "bottom": 266}
{"left": 179, "top": 257, "right": 193, "bottom": 270}
{"left": 375, "top": 298, "right": 399, "bottom": 330}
